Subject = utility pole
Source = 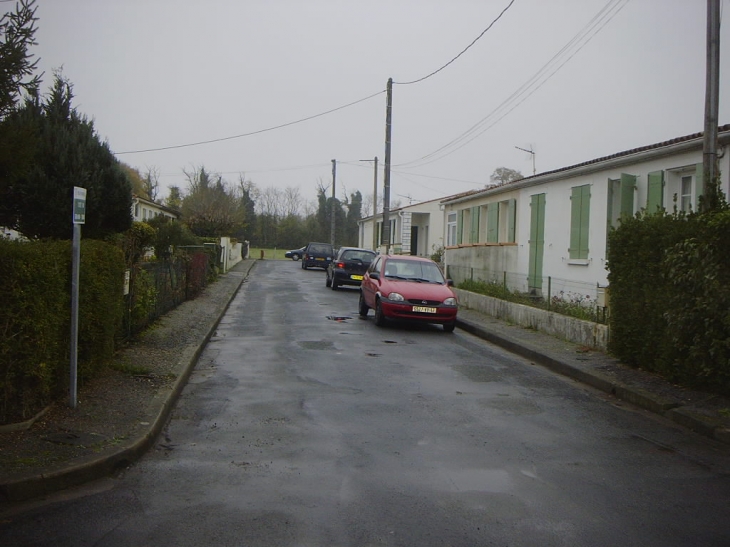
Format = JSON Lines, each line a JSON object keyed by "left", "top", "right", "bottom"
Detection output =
{"left": 383, "top": 78, "right": 393, "bottom": 254}
{"left": 330, "top": 159, "right": 336, "bottom": 246}
{"left": 702, "top": 0, "right": 720, "bottom": 212}
{"left": 359, "top": 157, "right": 379, "bottom": 250}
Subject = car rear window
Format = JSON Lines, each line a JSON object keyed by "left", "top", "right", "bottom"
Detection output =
{"left": 342, "top": 250, "right": 375, "bottom": 262}
{"left": 309, "top": 244, "right": 331, "bottom": 254}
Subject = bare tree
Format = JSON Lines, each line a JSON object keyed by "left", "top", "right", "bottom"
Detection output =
{"left": 143, "top": 166, "right": 160, "bottom": 201}
{"left": 283, "top": 186, "right": 301, "bottom": 217}
{"left": 362, "top": 192, "right": 383, "bottom": 218}
{"left": 257, "top": 186, "right": 284, "bottom": 219}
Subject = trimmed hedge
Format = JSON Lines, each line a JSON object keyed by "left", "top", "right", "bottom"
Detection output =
{"left": 607, "top": 209, "right": 730, "bottom": 395}
{"left": 0, "top": 239, "right": 125, "bottom": 423}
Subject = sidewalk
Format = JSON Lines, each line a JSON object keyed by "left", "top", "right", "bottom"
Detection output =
{"left": 0, "top": 259, "right": 258, "bottom": 505}
{"left": 2, "top": 261, "right": 729, "bottom": 505}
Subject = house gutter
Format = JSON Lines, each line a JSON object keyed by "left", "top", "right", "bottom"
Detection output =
{"left": 443, "top": 130, "right": 730, "bottom": 206}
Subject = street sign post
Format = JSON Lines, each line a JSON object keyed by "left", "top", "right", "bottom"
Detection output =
{"left": 70, "top": 187, "right": 86, "bottom": 408}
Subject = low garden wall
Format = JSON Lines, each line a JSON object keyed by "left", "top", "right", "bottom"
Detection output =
{"left": 454, "top": 288, "right": 609, "bottom": 351}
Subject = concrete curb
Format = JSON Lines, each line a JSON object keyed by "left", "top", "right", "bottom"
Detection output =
{"left": 456, "top": 315, "right": 729, "bottom": 445}
{"left": 0, "top": 260, "right": 257, "bottom": 504}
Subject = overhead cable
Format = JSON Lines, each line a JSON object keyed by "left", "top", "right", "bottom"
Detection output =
{"left": 395, "top": 0, "right": 630, "bottom": 169}
{"left": 116, "top": 89, "right": 386, "bottom": 155}
{"left": 393, "top": 0, "right": 516, "bottom": 86}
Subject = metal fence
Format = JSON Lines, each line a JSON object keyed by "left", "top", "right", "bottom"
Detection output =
{"left": 120, "top": 251, "right": 212, "bottom": 341}
{"left": 446, "top": 264, "right": 610, "bottom": 324}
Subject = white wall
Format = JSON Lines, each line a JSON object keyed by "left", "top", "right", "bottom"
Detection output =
{"left": 444, "top": 135, "right": 730, "bottom": 296}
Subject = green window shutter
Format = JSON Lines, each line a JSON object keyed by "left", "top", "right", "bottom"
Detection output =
{"left": 695, "top": 163, "right": 704, "bottom": 205}
{"left": 507, "top": 198, "right": 516, "bottom": 242}
{"left": 570, "top": 185, "right": 590, "bottom": 259}
{"left": 620, "top": 173, "right": 636, "bottom": 219}
{"left": 647, "top": 170, "right": 664, "bottom": 213}
{"left": 528, "top": 194, "right": 545, "bottom": 290}
{"left": 470, "top": 206, "right": 480, "bottom": 243}
{"left": 456, "top": 210, "right": 463, "bottom": 244}
{"left": 486, "top": 202, "right": 499, "bottom": 243}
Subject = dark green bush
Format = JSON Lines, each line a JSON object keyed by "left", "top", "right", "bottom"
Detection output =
{"left": 0, "top": 238, "right": 125, "bottom": 423}
{"left": 607, "top": 207, "right": 730, "bottom": 395}
{"left": 607, "top": 212, "right": 696, "bottom": 369}
{"left": 76, "top": 240, "right": 125, "bottom": 379}
{"left": 662, "top": 210, "right": 730, "bottom": 392}
{"left": 0, "top": 240, "right": 68, "bottom": 422}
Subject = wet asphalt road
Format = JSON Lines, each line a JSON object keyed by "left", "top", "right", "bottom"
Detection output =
{"left": 3, "top": 259, "right": 730, "bottom": 546}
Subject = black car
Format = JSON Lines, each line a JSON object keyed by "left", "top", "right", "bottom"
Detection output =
{"left": 285, "top": 246, "right": 305, "bottom": 260}
{"left": 326, "top": 247, "right": 377, "bottom": 290}
{"left": 301, "top": 242, "right": 335, "bottom": 270}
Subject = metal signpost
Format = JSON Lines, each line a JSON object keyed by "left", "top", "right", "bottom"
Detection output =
{"left": 70, "top": 186, "right": 86, "bottom": 408}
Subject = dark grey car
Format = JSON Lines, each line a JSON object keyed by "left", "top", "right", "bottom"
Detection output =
{"left": 326, "top": 247, "right": 377, "bottom": 290}
{"left": 301, "top": 242, "right": 334, "bottom": 270}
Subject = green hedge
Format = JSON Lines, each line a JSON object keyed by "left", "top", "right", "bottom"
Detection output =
{"left": 0, "top": 239, "right": 125, "bottom": 423}
{"left": 607, "top": 209, "right": 730, "bottom": 395}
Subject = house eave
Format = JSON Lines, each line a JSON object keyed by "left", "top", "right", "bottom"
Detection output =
{"left": 442, "top": 127, "right": 730, "bottom": 206}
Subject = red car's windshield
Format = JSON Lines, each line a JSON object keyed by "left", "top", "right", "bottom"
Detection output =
{"left": 383, "top": 260, "right": 445, "bottom": 283}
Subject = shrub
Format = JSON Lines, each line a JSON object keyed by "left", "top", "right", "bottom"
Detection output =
{"left": 0, "top": 238, "right": 125, "bottom": 423}
{"left": 0, "top": 240, "right": 68, "bottom": 422}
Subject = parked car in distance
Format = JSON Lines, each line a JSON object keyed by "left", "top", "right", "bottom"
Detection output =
{"left": 301, "top": 242, "right": 335, "bottom": 270}
{"left": 285, "top": 246, "right": 306, "bottom": 260}
{"left": 326, "top": 247, "right": 377, "bottom": 290}
{"left": 359, "top": 255, "right": 458, "bottom": 332}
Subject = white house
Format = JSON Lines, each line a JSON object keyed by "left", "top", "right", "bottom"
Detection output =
{"left": 441, "top": 125, "right": 730, "bottom": 304}
{"left": 131, "top": 194, "right": 180, "bottom": 223}
{"left": 357, "top": 195, "right": 455, "bottom": 257}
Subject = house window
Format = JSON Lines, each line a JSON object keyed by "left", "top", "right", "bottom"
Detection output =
{"left": 569, "top": 184, "right": 591, "bottom": 260}
{"left": 484, "top": 199, "right": 516, "bottom": 243}
{"left": 668, "top": 163, "right": 703, "bottom": 213}
{"left": 680, "top": 175, "right": 692, "bottom": 212}
{"left": 498, "top": 199, "right": 516, "bottom": 243}
{"left": 134, "top": 203, "right": 139, "bottom": 218}
{"left": 447, "top": 213, "right": 457, "bottom": 246}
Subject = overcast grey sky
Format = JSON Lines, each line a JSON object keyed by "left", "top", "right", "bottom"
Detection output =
{"left": 31, "top": 0, "right": 730, "bottom": 210}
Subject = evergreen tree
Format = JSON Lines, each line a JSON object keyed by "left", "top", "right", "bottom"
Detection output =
{"left": 1, "top": 73, "right": 132, "bottom": 239}
{"left": 0, "top": 0, "right": 39, "bottom": 119}
{"left": 345, "top": 190, "right": 363, "bottom": 246}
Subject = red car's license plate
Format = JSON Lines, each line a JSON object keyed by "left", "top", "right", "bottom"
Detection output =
{"left": 412, "top": 306, "right": 436, "bottom": 313}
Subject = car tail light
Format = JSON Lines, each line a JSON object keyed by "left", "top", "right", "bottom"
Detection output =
{"left": 336, "top": 261, "right": 345, "bottom": 269}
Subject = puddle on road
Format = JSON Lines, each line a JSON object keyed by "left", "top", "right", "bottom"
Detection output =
{"left": 326, "top": 316, "right": 352, "bottom": 322}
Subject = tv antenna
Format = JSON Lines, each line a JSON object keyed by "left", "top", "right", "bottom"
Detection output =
{"left": 515, "top": 145, "right": 536, "bottom": 175}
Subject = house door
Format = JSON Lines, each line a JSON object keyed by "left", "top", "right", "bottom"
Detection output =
{"left": 410, "top": 226, "right": 418, "bottom": 255}
{"left": 528, "top": 193, "right": 546, "bottom": 294}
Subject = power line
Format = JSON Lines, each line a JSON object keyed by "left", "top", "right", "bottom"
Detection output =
{"left": 395, "top": 0, "right": 630, "bottom": 169}
{"left": 115, "top": 89, "right": 385, "bottom": 155}
{"left": 393, "top": 0, "right": 517, "bottom": 85}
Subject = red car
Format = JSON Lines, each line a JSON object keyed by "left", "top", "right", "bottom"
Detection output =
{"left": 359, "top": 255, "right": 458, "bottom": 332}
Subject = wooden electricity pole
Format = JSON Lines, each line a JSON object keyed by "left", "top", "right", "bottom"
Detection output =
{"left": 330, "top": 159, "right": 336, "bottom": 246}
{"left": 383, "top": 78, "right": 393, "bottom": 254}
{"left": 702, "top": 0, "right": 720, "bottom": 212}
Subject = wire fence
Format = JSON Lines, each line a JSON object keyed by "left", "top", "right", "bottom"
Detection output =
{"left": 120, "top": 251, "right": 213, "bottom": 341}
{"left": 446, "top": 265, "right": 610, "bottom": 324}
